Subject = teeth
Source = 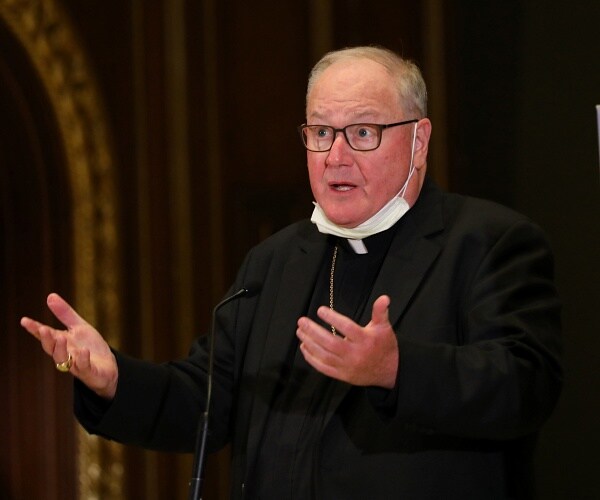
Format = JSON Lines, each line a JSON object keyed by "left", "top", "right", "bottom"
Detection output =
{"left": 333, "top": 185, "right": 353, "bottom": 191}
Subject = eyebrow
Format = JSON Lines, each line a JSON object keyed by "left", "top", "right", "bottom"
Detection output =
{"left": 308, "top": 110, "right": 381, "bottom": 123}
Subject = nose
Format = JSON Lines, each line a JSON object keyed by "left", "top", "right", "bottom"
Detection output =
{"left": 326, "top": 131, "right": 353, "bottom": 165}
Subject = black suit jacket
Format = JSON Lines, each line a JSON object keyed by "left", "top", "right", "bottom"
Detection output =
{"left": 76, "top": 179, "right": 562, "bottom": 499}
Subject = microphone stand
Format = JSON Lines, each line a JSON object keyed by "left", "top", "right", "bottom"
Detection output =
{"left": 188, "top": 287, "right": 251, "bottom": 500}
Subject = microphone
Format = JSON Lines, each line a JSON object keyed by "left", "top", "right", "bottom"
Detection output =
{"left": 188, "top": 282, "right": 261, "bottom": 500}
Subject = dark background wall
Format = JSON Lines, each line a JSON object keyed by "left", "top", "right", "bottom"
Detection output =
{"left": 448, "top": 3, "right": 600, "bottom": 496}
{"left": 2, "top": 1, "right": 598, "bottom": 498}
{"left": 515, "top": 4, "right": 599, "bottom": 498}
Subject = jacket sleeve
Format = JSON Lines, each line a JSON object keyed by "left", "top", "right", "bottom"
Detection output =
{"left": 74, "top": 250, "right": 262, "bottom": 453}
{"left": 391, "top": 219, "right": 562, "bottom": 440}
{"left": 74, "top": 346, "right": 213, "bottom": 452}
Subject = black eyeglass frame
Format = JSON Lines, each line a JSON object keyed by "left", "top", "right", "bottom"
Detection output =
{"left": 297, "top": 118, "right": 418, "bottom": 152}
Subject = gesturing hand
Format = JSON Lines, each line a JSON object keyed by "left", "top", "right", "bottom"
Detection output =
{"left": 296, "top": 295, "right": 399, "bottom": 389}
{"left": 20, "top": 293, "right": 118, "bottom": 399}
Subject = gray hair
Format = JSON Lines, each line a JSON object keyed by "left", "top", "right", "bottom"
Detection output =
{"left": 306, "top": 46, "right": 427, "bottom": 118}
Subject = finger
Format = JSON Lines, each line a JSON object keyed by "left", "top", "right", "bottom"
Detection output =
{"left": 298, "top": 328, "right": 341, "bottom": 364}
{"left": 71, "top": 347, "right": 91, "bottom": 378}
{"left": 79, "top": 347, "right": 91, "bottom": 371}
{"left": 20, "top": 316, "right": 44, "bottom": 340}
{"left": 38, "top": 326, "right": 60, "bottom": 357}
{"left": 297, "top": 320, "right": 343, "bottom": 366}
{"left": 316, "top": 306, "right": 362, "bottom": 341}
{"left": 297, "top": 316, "right": 343, "bottom": 351}
{"left": 370, "top": 295, "right": 391, "bottom": 326}
{"left": 52, "top": 334, "right": 70, "bottom": 365}
{"left": 46, "top": 293, "right": 88, "bottom": 330}
{"left": 298, "top": 342, "right": 342, "bottom": 380}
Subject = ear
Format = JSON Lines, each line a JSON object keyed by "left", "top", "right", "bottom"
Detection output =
{"left": 413, "top": 118, "right": 432, "bottom": 171}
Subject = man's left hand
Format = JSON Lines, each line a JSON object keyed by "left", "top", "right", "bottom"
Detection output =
{"left": 296, "top": 295, "right": 399, "bottom": 388}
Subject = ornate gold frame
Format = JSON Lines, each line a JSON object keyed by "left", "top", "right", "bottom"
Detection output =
{"left": 0, "top": 0, "right": 123, "bottom": 497}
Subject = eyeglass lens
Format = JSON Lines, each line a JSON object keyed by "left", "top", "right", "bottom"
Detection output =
{"left": 302, "top": 124, "right": 381, "bottom": 152}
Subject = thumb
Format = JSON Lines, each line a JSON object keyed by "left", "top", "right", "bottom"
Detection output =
{"left": 371, "top": 295, "right": 391, "bottom": 326}
{"left": 46, "top": 293, "right": 88, "bottom": 329}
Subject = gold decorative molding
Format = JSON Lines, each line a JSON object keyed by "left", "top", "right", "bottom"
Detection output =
{"left": 0, "top": 0, "right": 123, "bottom": 498}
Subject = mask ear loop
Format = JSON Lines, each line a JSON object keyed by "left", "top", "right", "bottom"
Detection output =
{"left": 398, "top": 121, "right": 419, "bottom": 198}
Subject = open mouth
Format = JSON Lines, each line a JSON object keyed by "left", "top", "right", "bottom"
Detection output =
{"left": 330, "top": 182, "right": 355, "bottom": 192}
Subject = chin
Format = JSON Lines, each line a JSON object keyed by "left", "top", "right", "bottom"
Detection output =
{"left": 321, "top": 207, "right": 359, "bottom": 227}
{"left": 328, "top": 215, "right": 361, "bottom": 228}
{"left": 318, "top": 200, "right": 366, "bottom": 228}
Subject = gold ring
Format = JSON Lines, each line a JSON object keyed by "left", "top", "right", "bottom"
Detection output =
{"left": 56, "top": 353, "right": 73, "bottom": 373}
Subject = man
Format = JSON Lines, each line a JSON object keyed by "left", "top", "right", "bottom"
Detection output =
{"left": 21, "top": 46, "right": 562, "bottom": 499}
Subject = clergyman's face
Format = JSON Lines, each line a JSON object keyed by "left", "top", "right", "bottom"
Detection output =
{"left": 306, "top": 58, "right": 423, "bottom": 228}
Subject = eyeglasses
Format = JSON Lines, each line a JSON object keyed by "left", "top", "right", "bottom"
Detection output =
{"left": 298, "top": 119, "right": 418, "bottom": 152}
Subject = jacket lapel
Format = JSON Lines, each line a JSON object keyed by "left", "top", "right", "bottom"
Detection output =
{"left": 323, "top": 181, "right": 446, "bottom": 425}
{"left": 244, "top": 229, "right": 328, "bottom": 471}
{"left": 360, "top": 198, "right": 445, "bottom": 328}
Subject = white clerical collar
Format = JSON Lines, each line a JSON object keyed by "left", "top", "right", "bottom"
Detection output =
{"left": 347, "top": 239, "right": 368, "bottom": 254}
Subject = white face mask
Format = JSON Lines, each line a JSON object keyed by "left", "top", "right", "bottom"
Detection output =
{"left": 311, "top": 122, "right": 418, "bottom": 240}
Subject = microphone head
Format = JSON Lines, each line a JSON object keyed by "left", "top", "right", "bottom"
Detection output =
{"left": 241, "top": 281, "right": 262, "bottom": 298}
{"left": 214, "top": 281, "right": 262, "bottom": 314}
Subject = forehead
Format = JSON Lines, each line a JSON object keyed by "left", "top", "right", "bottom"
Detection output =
{"left": 307, "top": 58, "right": 401, "bottom": 119}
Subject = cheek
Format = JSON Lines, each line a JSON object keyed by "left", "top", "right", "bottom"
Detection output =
{"left": 307, "top": 157, "right": 324, "bottom": 186}
{"left": 369, "top": 160, "right": 407, "bottom": 196}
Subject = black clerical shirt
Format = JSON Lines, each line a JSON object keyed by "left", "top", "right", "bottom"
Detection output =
{"left": 252, "top": 227, "right": 397, "bottom": 499}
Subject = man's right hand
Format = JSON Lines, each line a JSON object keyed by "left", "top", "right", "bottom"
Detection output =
{"left": 20, "top": 293, "right": 118, "bottom": 399}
